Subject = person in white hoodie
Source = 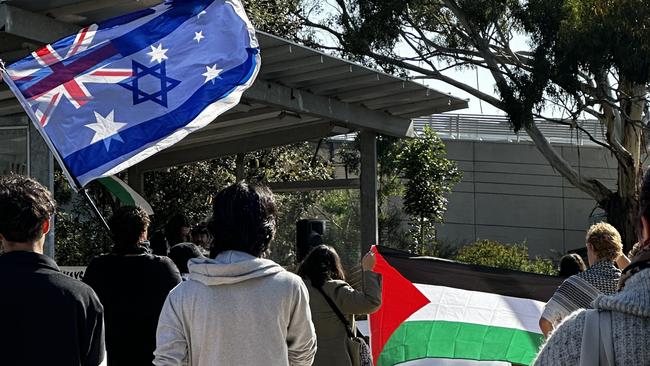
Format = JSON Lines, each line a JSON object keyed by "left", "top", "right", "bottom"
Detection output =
{"left": 153, "top": 182, "right": 317, "bottom": 366}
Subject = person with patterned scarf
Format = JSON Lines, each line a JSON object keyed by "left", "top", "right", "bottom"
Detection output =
{"left": 538, "top": 222, "right": 623, "bottom": 338}
{"left": 533, "top": 169, "right": 650, "bottom": 365}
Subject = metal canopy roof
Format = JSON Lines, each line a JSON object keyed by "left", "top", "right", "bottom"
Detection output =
{"left": 0, "top": 1, "right": 468, "bottom": 171}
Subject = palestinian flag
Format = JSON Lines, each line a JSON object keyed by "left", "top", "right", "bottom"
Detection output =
{"left": 97, "top": 175, "right": 154, "bottom": 215}
{"left": 370, "top": 246, "right": 562, "bottom": 366}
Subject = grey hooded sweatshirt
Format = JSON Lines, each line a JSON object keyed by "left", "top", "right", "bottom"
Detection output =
{"left": 153, "top": 250, "right": 317, "bottom": 366}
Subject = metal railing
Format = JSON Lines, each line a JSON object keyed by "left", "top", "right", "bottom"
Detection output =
{"left": 327, "top": 114, "right": 607, "bottom": 146}
{"left": 413, "top": 114, "right": 606, "bottom": 146}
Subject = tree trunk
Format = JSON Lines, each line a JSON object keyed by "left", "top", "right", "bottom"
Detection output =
{"left": 235, "top": 153, "right": 246, "bottom": 182}
{"left": 419, "top": 215, "right": 425, "bottom": 254}
{"left": 604, "top": 80, "right": 646, "bottom": 252}
{"left": 602, "top": 193, "right": 637, "bottom": 254}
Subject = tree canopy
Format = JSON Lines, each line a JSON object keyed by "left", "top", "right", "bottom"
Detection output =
{"left": 339, "top": 128, "right": 461, "bottom": 255}
{"left": 299, "top": 0, "right": 650, "bottom": 249}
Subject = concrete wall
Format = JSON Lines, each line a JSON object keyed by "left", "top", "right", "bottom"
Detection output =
{"left": 436, "top": 140, "right": 618, "bottom": 257}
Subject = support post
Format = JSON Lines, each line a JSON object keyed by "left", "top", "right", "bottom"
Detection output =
{"left": 360, "top": 130, "right": 378, "bottom": 255}
{"left": 27, "top": 121, "right": 56, "bottom": 257}
{"left": 127, "top": 165, "right": 144, "bottom": 195}
{"left": 235, "top": 153, "right": 245, "bottom": 182}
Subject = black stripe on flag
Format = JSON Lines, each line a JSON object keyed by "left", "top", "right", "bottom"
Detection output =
{"left": 377, "top": 245, "right": 563, "bottom": 302}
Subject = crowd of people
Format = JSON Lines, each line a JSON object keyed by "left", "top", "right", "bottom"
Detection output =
{"left": 532, "top": 171, "right": 650, "bottom": 364}
{"left": 0, "top": 175, "right": 381, "bottom": 366}
{"left": 4, "top": 170, "right": 650, "bottom": 365}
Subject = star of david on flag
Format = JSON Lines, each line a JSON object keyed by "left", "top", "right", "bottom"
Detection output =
{"left": 1, "top": 0, "right": 260, "bottom": 188}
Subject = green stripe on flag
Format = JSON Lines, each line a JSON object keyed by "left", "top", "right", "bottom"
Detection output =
{"left": 377, "top": 321, "right": 544, "bottom": 366}
{"left": 98, "top": 177, "right": 136, "bottom": 205}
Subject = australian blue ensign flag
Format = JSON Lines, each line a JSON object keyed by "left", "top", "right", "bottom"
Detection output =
{"left": 1, "top": 0, "right": 260, "bottom": 188}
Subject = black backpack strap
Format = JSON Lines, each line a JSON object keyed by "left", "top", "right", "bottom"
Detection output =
{"left": 316, "top": 286, "right": 355, "bottom": 338}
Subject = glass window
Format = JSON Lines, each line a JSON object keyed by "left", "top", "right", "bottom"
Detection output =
{"left": 0, "top": 127, "right": 28, "bottom": 176}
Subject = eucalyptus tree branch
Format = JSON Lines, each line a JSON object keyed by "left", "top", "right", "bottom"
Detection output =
{"left": 334, "top": 0, "right": 354, "bottom": 33}
{"left": 534, "top": 114, "right": 612, "bottom": 151}
{"left": 442, "top": 0, "right": 517, "bottom": 93}
{"left": 399, "top": 30, "right": 440, "bottom": 71}
{"left": 523, "top": 121, "right": 613, "bottom": 202}
{"left": 436, "top": 62, "right": 475, "bottom": 72}
{"left": 399, "top": 30, "right": 490, "bottom": 69}
{"left": 297, "top": 14, "right": 346, "bottom": 43}
{"left": 365, "top": 50, "right": 505, "bottom": 108}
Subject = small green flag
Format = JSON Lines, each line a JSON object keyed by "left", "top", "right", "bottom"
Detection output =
{"left": 97, "top": 176, "right": 154, "bottom": 215}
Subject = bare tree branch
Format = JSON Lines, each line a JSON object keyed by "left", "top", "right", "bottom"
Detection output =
{"left": 523, "top": 122, "right": 612, "bottom": 202}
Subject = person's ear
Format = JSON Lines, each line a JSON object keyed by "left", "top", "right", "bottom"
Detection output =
{"left": 642, "top": 216, "right": 650, "bottom": 242}
{"left": 42, "top": 219, "right": 50, "bottom": 235}
{"left": 141, "top": 228, "right": 148, "bottom": 242}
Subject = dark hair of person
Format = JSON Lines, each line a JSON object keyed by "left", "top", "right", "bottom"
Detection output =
{"left": 297, "top": 245, "right": 346, "bottom": 288}
{"left": 165, "top": 213, "right": 190, "bottom": 246}
{"left": 0, "top": 175, "right": 56, "bottom": 243}
{"left": 109, "top": 206, "right": 150, "bottom": 252}
{"left": 192, "top": 222, "right": 210, "bottom": 236}
{"left": 169, "top": 242, "right": 204, "bottom": 274}
{"left": 149, "top": 231, "right": 169, "bottom": 256}
{"left": 208, "top": 182, "right": 276, "bottom": 258}
{"left": 558, "top": 253, "right": 586, "bottom": 277}
{"left": 191, "top": 222, "right": 212, "bottom": 242}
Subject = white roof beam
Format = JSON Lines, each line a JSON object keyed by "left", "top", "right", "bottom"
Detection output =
{"left": 244, "top": 78, "right": 414, "bottom": 137}
{"left": 337, "top": 82, "right": 408, "bottom": 102}
{"left": 399, "top": 100, "right": 469, "bottom": 118}
{"left": 179, "top": 117, "right": 323, "bottom": 147}
{"left": 0, "top": 5, "right": 81, "bottom": 43}
{"left": 261, "top": 55, "right": 324, "bottom": 74}
{"left": 0, "top": 89, "right": 15, "bottom": 101}
{"left": 309, "top": 74, "right": 381, "bottom": 95}
{"left": 138, "top": 122, "right": 335, "bottom": 171}
{"left": 387, "top": 99, "right": 457, "bottom": 116}
{"left": 42, "top": 0, "right": 161, "bottom": 20}
{"left": 261, "top": 44, "right": 293, "bottom": 59}
{"left": 280, "top": 64, "right": 353, "bottom": 84}
{"left": 201, "top": 108, "right": 281, "bottom": 130}
{"left": 360, "top": 89, "right": 437, "bottom": 108}
{"left": 0, "top": 99, "right": 23, "bottom": 116}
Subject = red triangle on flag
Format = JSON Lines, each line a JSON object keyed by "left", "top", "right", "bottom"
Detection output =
{"left": 370, "top": 246, "right": 431, "bottom": 363}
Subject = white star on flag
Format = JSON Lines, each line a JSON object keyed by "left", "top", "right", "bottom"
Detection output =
{"left": 202, "top": 64, "right": 223, "bottom": 84}
{"left": 85, "top": 110, "right": 128, "bottom": 151}
{"left": 147, "top": 43, "right": 168, "bottom": 63}
{"left": 194, "top": 31, "right": 205, "bottom": 43}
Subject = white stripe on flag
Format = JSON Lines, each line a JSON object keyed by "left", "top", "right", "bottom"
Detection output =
{"left": 408, "top": 284, "right": 545, "bottom": 334}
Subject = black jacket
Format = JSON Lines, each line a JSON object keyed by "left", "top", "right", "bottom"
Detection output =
{"left": 0, "top": 251, "right": 105, "bottom": 366}
{"left": 83, "top": 253, "right": 181, "bottom": 366}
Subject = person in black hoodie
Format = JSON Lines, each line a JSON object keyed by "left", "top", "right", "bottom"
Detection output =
{"left": 0, "top": 174, "right": 105, "bottom": 366}
{"left": 84, "top": 206, "right": 181, "bottom": 365}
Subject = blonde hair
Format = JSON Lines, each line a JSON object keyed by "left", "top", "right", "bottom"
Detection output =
{"left": 585, "top": 222, "right": 623, "bottom": 261}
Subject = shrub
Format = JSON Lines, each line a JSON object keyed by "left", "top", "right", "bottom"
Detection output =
{"left": 455, "top": 239, "right": 557, "bottom": 275}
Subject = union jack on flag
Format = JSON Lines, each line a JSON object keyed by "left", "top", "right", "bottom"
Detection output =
{"left": 17, "top": 24, "right": 134, "bottom": 127}
{"left": 1, "top": 0, "right": 260, "bottom": 187}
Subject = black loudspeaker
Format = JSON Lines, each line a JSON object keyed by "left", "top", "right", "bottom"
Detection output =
{"left": 296, "top": 219, "right": 326, "bottom": 262}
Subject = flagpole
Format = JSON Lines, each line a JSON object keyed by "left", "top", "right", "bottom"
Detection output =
{"left": 0, "top": 58, "right": 112, "bottom": 235}
{"left": 81, "top": 188, "right": 111, "bottom": 233}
